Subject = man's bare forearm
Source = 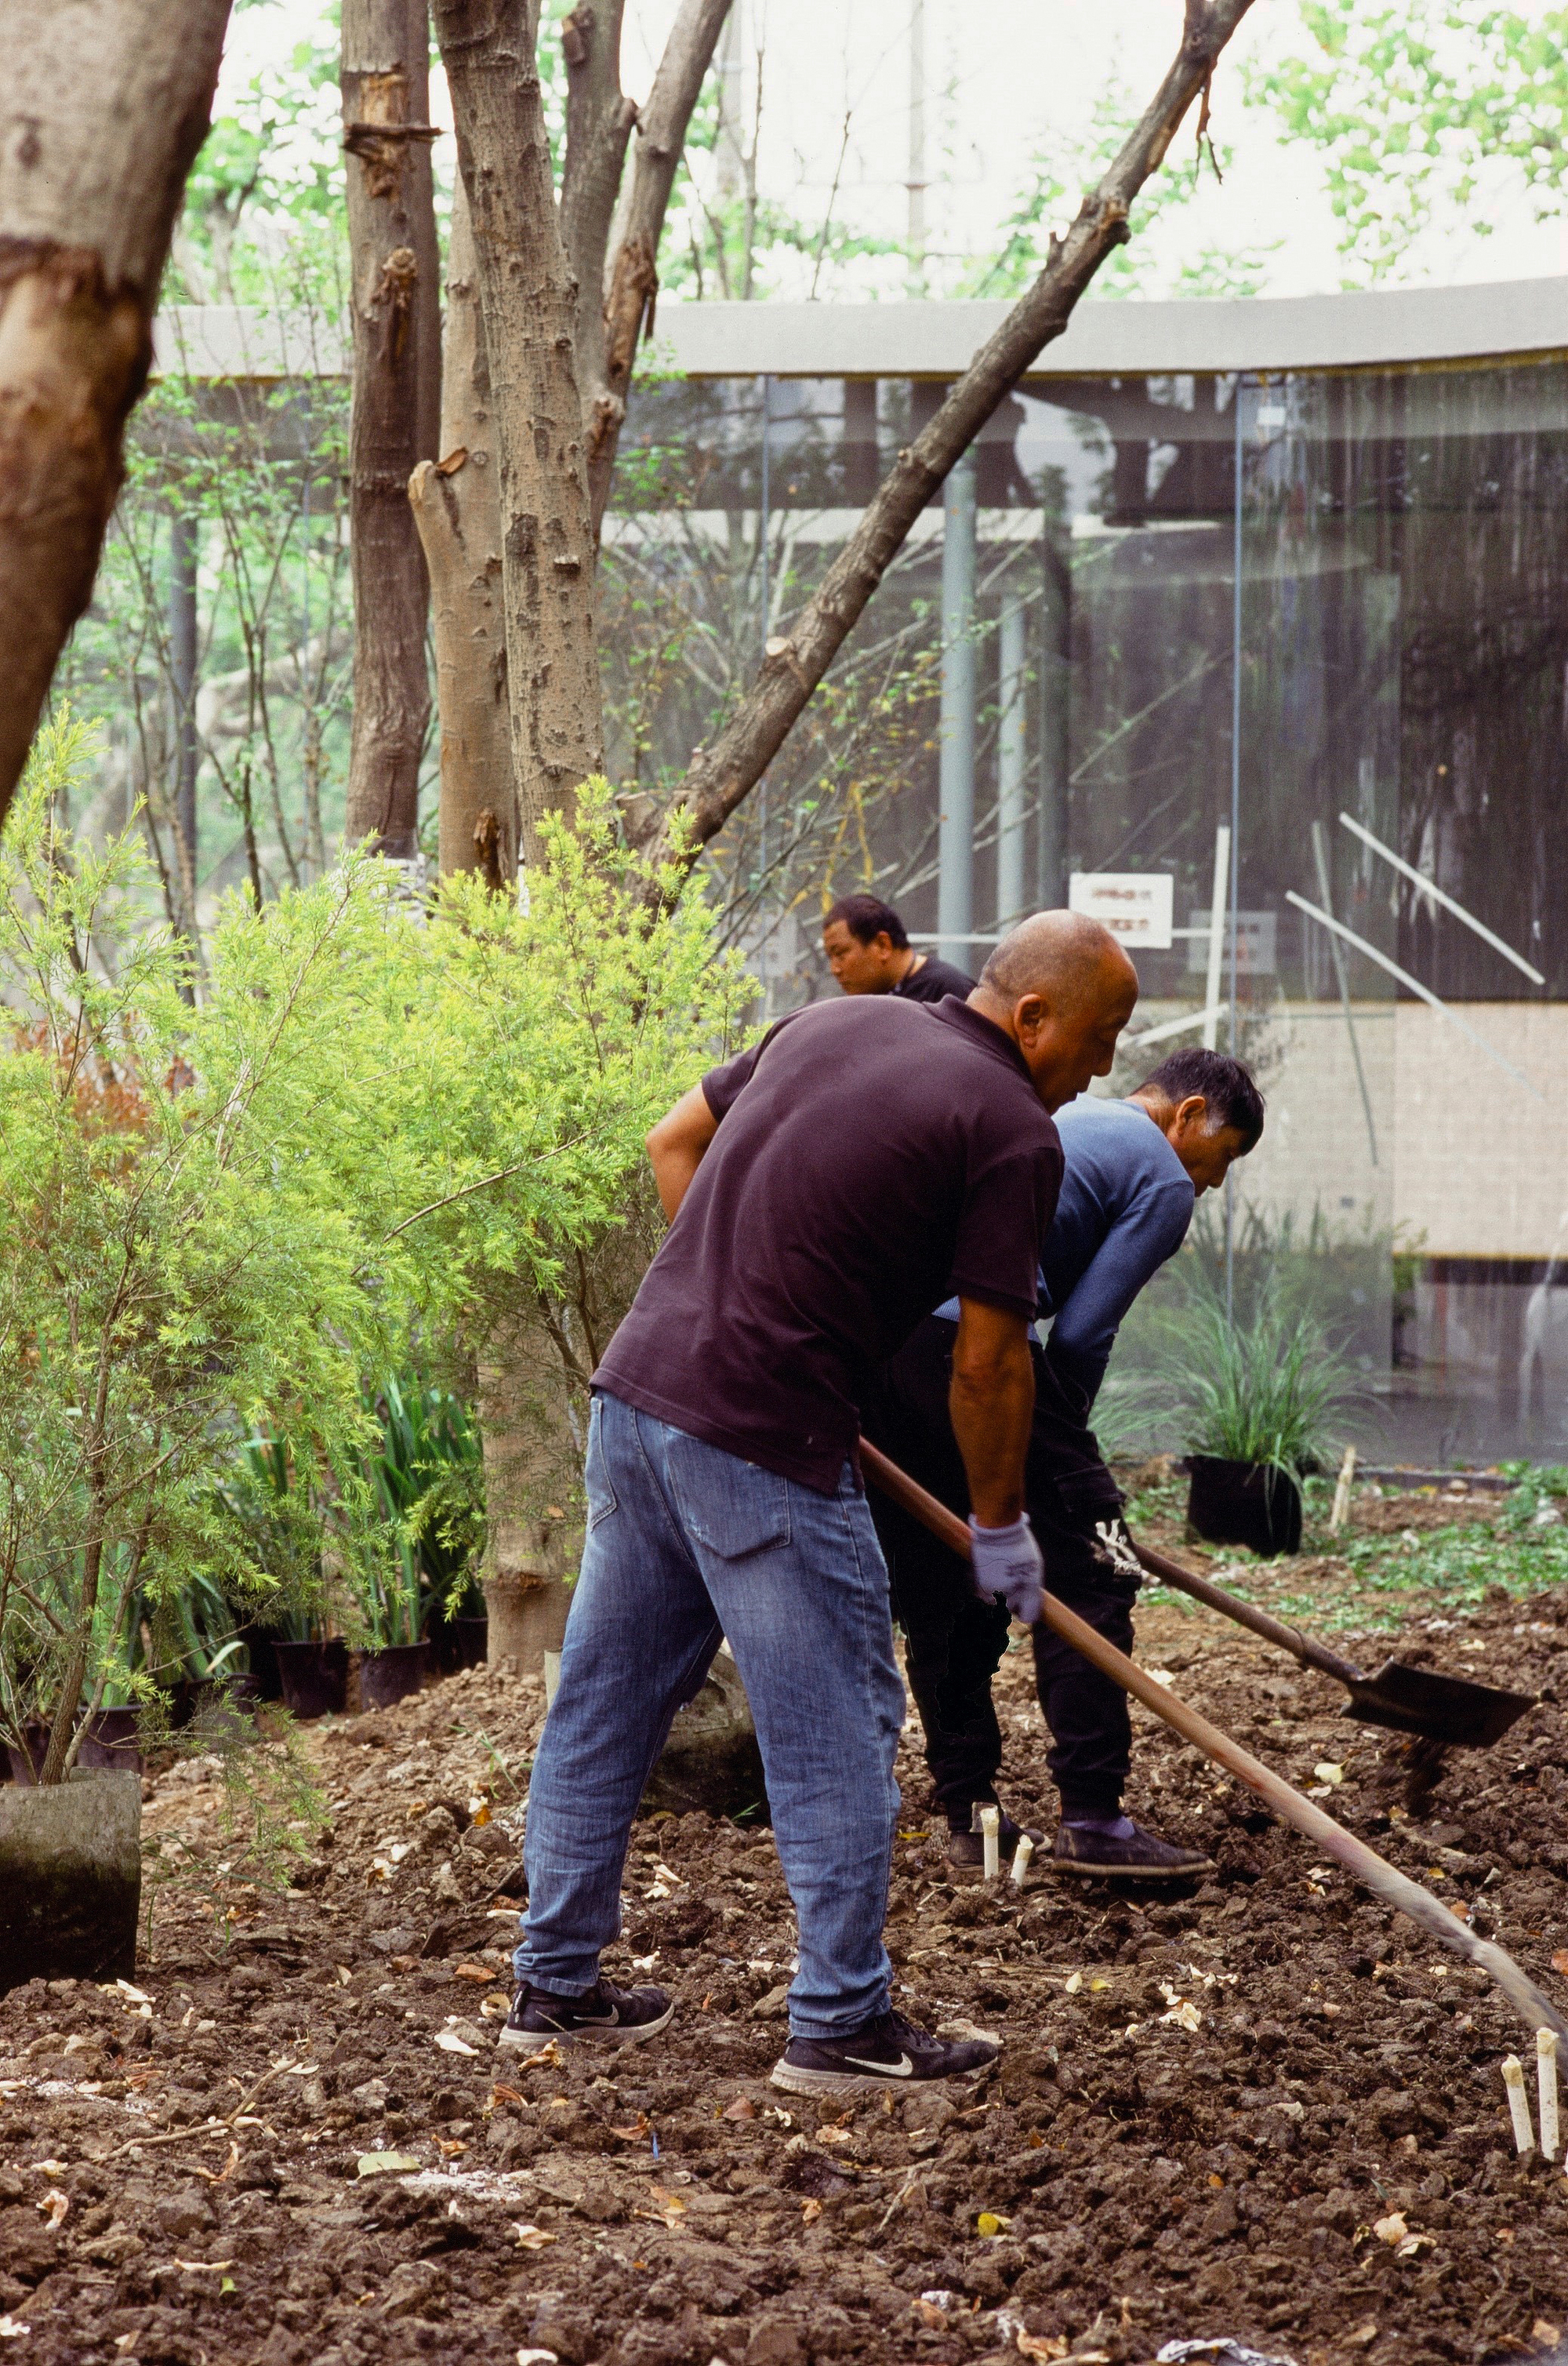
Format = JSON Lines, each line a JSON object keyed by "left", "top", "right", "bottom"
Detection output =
{"left": 949, "top": 1299, "right": 1035, "bottom": 1527}
{"left": 646, "top": 1082, "right": 720, "bottom": 1221}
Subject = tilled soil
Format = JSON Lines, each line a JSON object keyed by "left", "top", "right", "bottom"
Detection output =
{"left": 3, "top": 1510, "right": 1568, "bottom": 2366}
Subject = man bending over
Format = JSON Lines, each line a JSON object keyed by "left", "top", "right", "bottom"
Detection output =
{"left": 862, "top": 1046, "right": 1264, "bottom": 1879}
{"left": 502, "top": 914, "right": 1138, "bottom": 2096}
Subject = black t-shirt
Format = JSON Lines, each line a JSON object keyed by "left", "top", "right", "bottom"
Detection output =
{"left": 593, "top": 996, "right": 1062, "bottom": 1492}
{"left": 894, "top": 953, "right": 976, "bottom": 1004}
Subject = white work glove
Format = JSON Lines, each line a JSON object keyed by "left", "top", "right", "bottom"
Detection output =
{"left": 968, "top": 1512, "right": 1045, "bottom": 1626}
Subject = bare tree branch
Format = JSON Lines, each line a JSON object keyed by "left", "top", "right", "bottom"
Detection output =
{"left": 648, "top": 0, "right": 1258, "bottom": 872}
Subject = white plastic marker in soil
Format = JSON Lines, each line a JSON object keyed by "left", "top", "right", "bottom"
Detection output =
{"left": 1011, "top": 1833, "right": 1034, "bottom": 1887}
{"left": 1539, "top": 2030, "right": 1560, "bottom": 2161}
{"left": 979, "top": 1804, "right": 1000, "bottom": 1882}
{"left": 1503, "top": 2055, "right": 1536, "bottom": 2153}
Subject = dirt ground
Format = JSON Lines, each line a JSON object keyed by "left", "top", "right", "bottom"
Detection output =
{"left": 3, "top": 1489, "right": 1568, "bottom": 2366}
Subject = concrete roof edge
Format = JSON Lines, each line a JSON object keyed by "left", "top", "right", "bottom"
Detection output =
{"left": 151, "top": 280, "right": 1568, "bottom": 384}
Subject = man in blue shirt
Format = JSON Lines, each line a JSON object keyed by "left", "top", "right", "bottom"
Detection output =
{"left": 862, "top": 1046, "right": 1265, "bottom": 1879}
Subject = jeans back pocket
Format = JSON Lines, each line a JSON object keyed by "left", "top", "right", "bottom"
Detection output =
{"left": 666, "top": 1430, "right": 793, "bottom": 1560}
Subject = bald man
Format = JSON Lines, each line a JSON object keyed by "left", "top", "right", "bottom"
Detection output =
{"left": 503, "top": 914, "right": 1138, "bottom": 2098}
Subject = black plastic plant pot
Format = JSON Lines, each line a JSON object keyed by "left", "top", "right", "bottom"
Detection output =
{"left": 0, "top": 1768, "right": 141, "bottom": 1990}
{"left": 272, "top": 1638, "right": 349, "bottom": 1721}
{"left": 1187, "top": 1454, "right": 1304, "bottom": 1558}
{"left": 74, "top": 1707, "right": 143, "bottom": 1773}
{"left": 428, "top": 1609, "right": 488, "bottom": 1674}
{"left": 356, "top": 1641, "right": 430, "bottom": 1712}
{"left": 5, "top": 1724, "right": 49, "bottom": 1785}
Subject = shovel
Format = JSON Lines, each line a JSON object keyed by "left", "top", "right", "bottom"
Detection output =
{"left": 858, "top": 1435, "right": 1568, "bottom": 2053}
{"left": 1129, "top": 1536, "right": 1534, "bottom": 1751}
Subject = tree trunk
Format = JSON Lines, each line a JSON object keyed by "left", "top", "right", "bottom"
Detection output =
{"left": 477, "top": 1294, "right": 580, "bottom": 1671}
{"left": 342, "top": 0, "right": 441, "bottom": 859}
{"left": 0, "top": 0, "right": 233, "bottom": 834}
{"left": 434, "top": 0, "right": 606, "bottom": 867}
{"left": 583, "top": 0, "right": 731, "bottom": 540}
{"left": 408, "top": 175, "right": 516, "bottom": 881}
{"left": 648, "top": 0, "right": 1258, "bottom": 872}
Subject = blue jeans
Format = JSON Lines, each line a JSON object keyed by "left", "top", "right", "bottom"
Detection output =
{"left": 516, "top": 1391, "right": 906, "bottom": 2037}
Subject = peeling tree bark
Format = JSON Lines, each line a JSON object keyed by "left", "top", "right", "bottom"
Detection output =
{"left": 648, "top": 0, "right": 1258, "bottom": 874}
{"left": 408, "top": 175, "right": 515, "bottom": 881}
{"left": 343, "top": 0, "right": 441, "bottom": 859}
{"left": 434, "top": 0, "right": 607, "bottom": 867}
{"left": 0, "top": 0, "right": 233, "bottom": 834}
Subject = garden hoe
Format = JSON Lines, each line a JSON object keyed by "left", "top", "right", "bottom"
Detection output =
{"left": 858, "top": 1437, "right": 1568, "bottom": 2055}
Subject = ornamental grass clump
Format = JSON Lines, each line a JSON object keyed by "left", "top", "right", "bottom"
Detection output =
{"left": 1163, "top": 1277, "right": 1357, "bottom": 1485}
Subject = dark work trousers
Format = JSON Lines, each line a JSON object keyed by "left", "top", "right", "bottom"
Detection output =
{"left": 860, "top": 1316, "right": 1139, "bottom": 1824}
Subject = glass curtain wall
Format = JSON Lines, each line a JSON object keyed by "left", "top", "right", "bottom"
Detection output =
{"left": 606, "top": 351, "right": 1568, "bottom": 1459}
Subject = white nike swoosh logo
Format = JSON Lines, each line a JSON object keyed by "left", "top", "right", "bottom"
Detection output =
{"left": 842, "top": 2051, "right": 913, "bottom": 2077}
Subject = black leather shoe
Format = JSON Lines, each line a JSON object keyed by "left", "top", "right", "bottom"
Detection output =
{"left": 771, "top": 2008, "right": 999, "bottom": 2096}
{"left": 1051, "top": 1820, "right": 1214, "bottom": 1880}
{"left": 497, "top": 1976, "right": 673, "bottom": 2053}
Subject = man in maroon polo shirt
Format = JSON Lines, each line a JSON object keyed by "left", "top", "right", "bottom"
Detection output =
{"left": 501, "top": 914, "right": 1139, "bottom": 2097}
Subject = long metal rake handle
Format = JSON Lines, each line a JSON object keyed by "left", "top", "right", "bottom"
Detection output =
{"left": 858, "top": 1435, "right": 1568, "bottom": 2052}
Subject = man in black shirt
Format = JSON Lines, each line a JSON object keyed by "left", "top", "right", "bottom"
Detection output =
{"left": 822, "top": 891, "right": 975, "bottom": 1005}
{"left": 500, "top": 914, "right": 1139, "bottom": 2097}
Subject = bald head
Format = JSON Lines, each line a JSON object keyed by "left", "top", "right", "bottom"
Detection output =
{"left": 979, "top": 910, "right": 1136, "bottom": 1010}
{"left": 969, "top": 909, "right": 1139, "bottom": 1111}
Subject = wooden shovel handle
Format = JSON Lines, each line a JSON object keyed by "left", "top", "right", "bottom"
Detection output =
{"left": 1130, "top": 1537, "right": 1367, "bottom": 1690}
{"left": 858, "top": 1434, "right": 1568, "bottom": 2049}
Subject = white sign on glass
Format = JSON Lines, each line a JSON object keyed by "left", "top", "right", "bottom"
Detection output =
{"left": 1185, "top": 909, "right": 1278, "bottom": 977}
{"left": 1068, "top": 872, "right": 1174, "bottom": 950}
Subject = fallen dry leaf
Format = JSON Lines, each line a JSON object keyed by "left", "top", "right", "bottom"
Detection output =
{"left": 511, "top": 2224, "right": 557, "bottom": 2250}
{"left": 1552, "top": 1951, "right": 1568, "bottom": 1977}
{"left": 489, "top": 2084, "right": 525, "bottom": 2109}
{"left": 1346, "top": 2321, "right": 1380, "bottom": 2348}
{"left": 434, "top": 2031, "right": 477, "bottom": 2056}
{"left": 39, "top": 2190, "right": 69, "bottom": 2230}
{"left": 800, "top": 2199, "right": 822, "bottom": 2226}
{"left": 452, "top": 1964, "right": 493, "bottom": 1983}
{"left": 1018, "top": 2335, "right": 1069, "bottom": 2361}
{"left": 1373, "top": 2212, "right": 1409, "bottom": 2245}
{"left": 1532, "top": 2323, "right": 1562, "bottom": 2350}
{"left": 611, "top": 2115, "right": 651, "bottom": 2141}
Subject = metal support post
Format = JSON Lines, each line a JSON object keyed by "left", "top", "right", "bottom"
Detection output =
{"left": 937, "top": 450, "right": 977, "bottom": 970}
{"left": 996, "top": 592, "right": 1027, "bottom": 929}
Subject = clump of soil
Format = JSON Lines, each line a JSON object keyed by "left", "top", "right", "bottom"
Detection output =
{"left": 2, "top": 1538, "right": 1567, "bottom": 2366}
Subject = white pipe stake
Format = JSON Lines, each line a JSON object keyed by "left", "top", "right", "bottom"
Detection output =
{"left": 1010, "top": 1834, "right": 1034, "bottom": 1888}
{"left": 1502, "top": 2054, "right": 1536, "bottom": 2153}
{"left": 1538, "top": 2030, "right": 1560, "bottom": 2161}
{"left": 978, "top": 1804, "right": 1000, "bottom": 1882}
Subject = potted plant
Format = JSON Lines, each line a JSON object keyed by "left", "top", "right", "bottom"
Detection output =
{"left": 1151, "top": 1281, "right": 1356, "bottom": 1557}
{"left": 0, "top": 724, "right": 388, "bottom": 1981}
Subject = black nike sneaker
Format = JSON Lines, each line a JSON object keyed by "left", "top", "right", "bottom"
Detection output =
{"left": 497, "top": 1976, "right": 673, "bottom": 2054}
{"left": 1051, "top": 1819, "right": 1214, "bottom": 1880}
{"left": 770, "top": 2008, "right": 999, "bottom": 2096}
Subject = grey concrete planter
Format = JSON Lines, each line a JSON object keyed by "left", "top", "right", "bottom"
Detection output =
{"left": 0, "top": 1768, "right": 142, "bottom": 1992}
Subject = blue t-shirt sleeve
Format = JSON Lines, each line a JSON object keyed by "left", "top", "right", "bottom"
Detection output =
{"left": 1046, "top": 1173, "right": 1194, "bottom": 1405}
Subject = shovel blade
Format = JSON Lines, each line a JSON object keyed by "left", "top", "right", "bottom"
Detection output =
{"left": 1341, "top": 1659, "right": 1534, "bottom": 1749}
